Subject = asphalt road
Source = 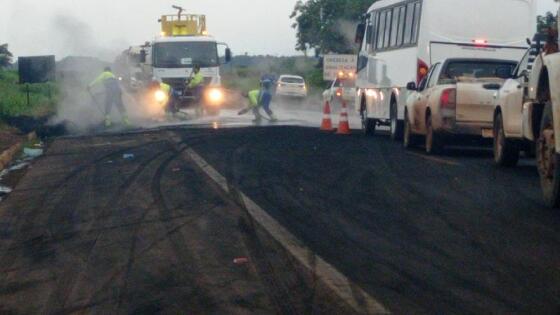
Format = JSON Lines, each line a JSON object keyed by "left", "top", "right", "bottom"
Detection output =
{"left": 183, "top": 126, "right": 560, "bottom": 314}
{"left": 0, "top": 119, "right": 559, "bottom": 314}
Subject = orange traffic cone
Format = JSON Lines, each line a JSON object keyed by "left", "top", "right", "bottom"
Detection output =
{"left": 336, "top": 100, "right": 351, "bottom": 135}
{"left": 320, "top": 101, "right": 334, "bottom": 131}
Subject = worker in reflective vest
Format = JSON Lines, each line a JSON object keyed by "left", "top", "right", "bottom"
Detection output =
{"left": 88, "top": 67, "right": 129, "bottom": 127}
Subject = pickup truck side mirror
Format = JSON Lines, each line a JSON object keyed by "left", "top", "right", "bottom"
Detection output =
{"left": 406, "top": 82, "right": 417, "bottom": 91}
{"left": 516, "top": 69, "right": 529, "bottom": 80}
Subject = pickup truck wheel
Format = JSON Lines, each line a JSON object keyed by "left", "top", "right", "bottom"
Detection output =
{"left": 362, "top": 108, "right": 376, "bottom": 136}
{"left": 425, "top": 114, "right": 443, "bottom": 155}
{"left": 537, "top": 102, "right": 560, "bottom": 208}
{"left": 390, "top": 102, "right": 404, "bottom": 141}
{"left": 493, "top": 111, "right": 519, "bottom": 167}
{"left": 403, "top": 110, "right": 418, "bottom": 149}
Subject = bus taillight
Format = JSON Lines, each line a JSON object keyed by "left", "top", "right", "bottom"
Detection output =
{"left": 417, "top": 59, "right": 429, "bottom": 84}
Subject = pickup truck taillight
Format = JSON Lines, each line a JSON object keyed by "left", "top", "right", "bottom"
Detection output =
{"left": 417, "top": 59, "right": 429, "bottom": 84}
{"left": 440, "top": 88, "right": 456, "bottom": 109}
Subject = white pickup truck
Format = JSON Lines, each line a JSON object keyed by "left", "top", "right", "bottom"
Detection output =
{"left": 403, "top": 58, "right": 517, "bottom": 154}
{"left": 492, "top": 36, "right": 560, "bottom": 207}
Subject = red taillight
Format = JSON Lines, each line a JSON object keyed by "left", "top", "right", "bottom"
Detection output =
{"left": 440, "top": 88, "right": 456, "bottom": 109}
{"left": 417, "top": 59, "right": 429, "bottom": 85}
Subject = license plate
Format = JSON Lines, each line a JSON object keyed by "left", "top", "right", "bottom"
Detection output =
{"left": 482, "top": 129, "right": 493, "bottom": 138}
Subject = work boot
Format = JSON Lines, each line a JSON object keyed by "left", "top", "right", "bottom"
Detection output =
{"left": 104, "top": 116, "right": 112, "bottom": 128}
{"left": 268, "top": 114, "right": 278, "bottom": 122}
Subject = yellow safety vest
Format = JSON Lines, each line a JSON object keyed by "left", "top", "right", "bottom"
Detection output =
{"left": 188, "top": 72, "right": 204, "bottom": 88}
{"left": 248, "top": 90, "right": 260, "bottom": 107}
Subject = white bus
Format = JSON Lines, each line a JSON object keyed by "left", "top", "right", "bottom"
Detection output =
{"left": 354, "top": 0, "right": 536, "bottom": 139}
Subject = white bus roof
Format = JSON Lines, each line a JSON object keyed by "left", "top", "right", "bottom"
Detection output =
{"left": 368, "top": 0, "right": 534, "bottom": 12}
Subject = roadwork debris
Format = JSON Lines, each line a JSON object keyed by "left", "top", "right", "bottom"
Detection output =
{"left": 23, "top": 148, "right": 44, "bottom": 158}
{"left": 233, "top": 257, "right": 249, "bottom": 265}
{"left": 0, "top": 186, "right": 12, "bottom": 194}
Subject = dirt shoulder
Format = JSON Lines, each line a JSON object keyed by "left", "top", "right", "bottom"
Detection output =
{"left": 0, "top": 129, "right": 354, "bottom": 314}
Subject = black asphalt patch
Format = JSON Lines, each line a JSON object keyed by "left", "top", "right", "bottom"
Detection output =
{"left": 182, "top": 126, "right": 560, "bottom": 314}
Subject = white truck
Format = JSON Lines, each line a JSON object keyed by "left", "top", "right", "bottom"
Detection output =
{"left": 493, "top": 23, "right": 560, "bottom": 207}
{"left": 403, "top": 58, "right": 517, "bottom": 153}
{"left": 121, "top": 7, "right": 232, "bottom": 113}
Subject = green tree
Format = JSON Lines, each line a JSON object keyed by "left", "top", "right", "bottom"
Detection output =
{"left": 0, "top": 44, "right": 13, "bottom": 68}
{"left": 291, "top": 0, "right": 374, "bottom": 55}
{"left": 538, "top": 11, "right": 557, "bottom": 31}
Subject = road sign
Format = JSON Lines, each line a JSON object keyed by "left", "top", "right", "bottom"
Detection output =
{"left": 323, "top": 54, "right": 357, "bottom": 81}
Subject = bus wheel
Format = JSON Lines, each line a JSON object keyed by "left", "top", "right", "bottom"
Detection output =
{"left": 493, "top": 111, "right": 519, "bottom": 167}
{"left": 537, "top": 102, "right": 560, "bottom": 208}
{"left": 362, "top": 107, "right": 376, "bottom": 136}
{"left": 390, "top": 101, "right": 404, "bottom": 141}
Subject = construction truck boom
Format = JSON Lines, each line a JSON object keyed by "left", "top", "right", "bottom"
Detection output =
{"left": 119, "top": 6, "right": 232, "bottom": 113}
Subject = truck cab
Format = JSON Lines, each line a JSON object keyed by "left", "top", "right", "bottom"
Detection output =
{"left": 137, "top": 10, "right": 232, "bottom": 112}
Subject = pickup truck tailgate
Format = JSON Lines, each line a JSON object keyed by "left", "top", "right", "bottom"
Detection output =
{"left": 455, "top": 80, "right": 501, "bottom": 123}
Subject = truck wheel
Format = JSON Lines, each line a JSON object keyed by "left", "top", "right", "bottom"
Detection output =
{"left": 493, "top": 111, "right": 519, "bottom": 167}
{"left": 403, "top": 110, "right": 418, "bottom": 149}
{"left": 537, "top": 102, "right": 560, "bottom": 208}
{"left": 362, "top": 107, "right": 376, "bottom": 136}
{"left": 425, "top": 114, "right": 443, "bottom": 155}
{"left": 390, "top": 102, "right": 404, "bottom": 141}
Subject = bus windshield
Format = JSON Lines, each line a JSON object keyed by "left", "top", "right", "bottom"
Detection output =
{"left": 153, "top": 42, "right": 219, "bottom": 68}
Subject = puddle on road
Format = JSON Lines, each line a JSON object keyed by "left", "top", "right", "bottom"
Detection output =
{"left": 0, "top": 145, "right": 44, "bottom": 201}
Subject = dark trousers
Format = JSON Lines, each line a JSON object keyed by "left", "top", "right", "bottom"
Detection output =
{"left": 105, "top": 92, "right": 126, "bottom": 115}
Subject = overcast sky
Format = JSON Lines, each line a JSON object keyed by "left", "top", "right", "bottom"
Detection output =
{"left": 0, "top": 0, "right": 558, "bottom": 60}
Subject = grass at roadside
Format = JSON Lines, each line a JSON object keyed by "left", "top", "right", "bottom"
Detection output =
{"left": 0, "top": 70, "right": 58, "bottom": 118}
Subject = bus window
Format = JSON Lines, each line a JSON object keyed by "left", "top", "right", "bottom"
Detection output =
{"left": 411, "top": 2, "right": 422, "bottom": 44}
{"left": 366, "top": 15, "right": 373, "bottom": 50}
{"left": 369, "top": 12, "right": 378, "bottom": 52}
{"left": 377, "top": 11, "right": 386, "bottom": 50}
{"left": 390, "top": 7, "right": 400, "bottom": 47}
{"left": 384, "top": 9, "right": 393, "bottom": 49}
{"left": 396, "top": 6, "right": 406, "bottom": 46}
{"left": 403, "top": 3, "right": 414, "bottom": 45}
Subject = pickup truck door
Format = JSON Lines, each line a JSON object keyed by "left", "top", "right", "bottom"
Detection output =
{"left": 501, "top": 50, "right": 531, "bottom": 136}
{"left": 499, "top": 78, "right": 524, "bottom": 135}
{"left": 412, "top": 63, "right": 441, "bottom": 132}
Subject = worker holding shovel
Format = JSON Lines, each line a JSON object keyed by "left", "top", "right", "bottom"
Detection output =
{"left": 238, "top": 79, "right": 277, "bottom": 123}
{"left": 88, "top": 66, "right": 130, "bottom": 128}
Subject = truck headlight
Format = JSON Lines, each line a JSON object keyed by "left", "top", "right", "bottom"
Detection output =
{"left": 207, "top": 88, "right": 224, "bottom": 105}
{"left": 155, "top": 90, "right": 167, "bottom": 102}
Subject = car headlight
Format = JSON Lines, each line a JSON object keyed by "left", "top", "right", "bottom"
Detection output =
{"left": 207, "top": 88, "right": 224, "bottom": 105}
{"left": 155, "top": 90, "right": 167, "bottom": 102}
